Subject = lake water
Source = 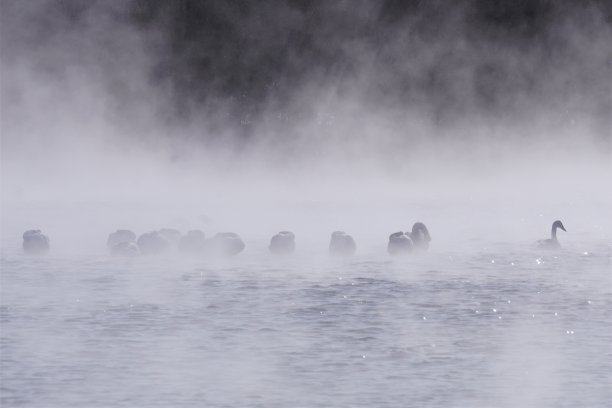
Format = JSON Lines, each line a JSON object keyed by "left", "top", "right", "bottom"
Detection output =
{"left": 1, "top": 239, "right": 610, "bottom": 408}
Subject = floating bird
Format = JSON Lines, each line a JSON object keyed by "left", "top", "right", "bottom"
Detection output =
{"left": 329, "top": 231, "right": 356, "bottom": 256}
{"left": 137, "top": 231, "right": 170, "bottom": 255}
{"left": 269, "top": 231, "right": 295, "bottom": 254}
{"left": 537, "top": 220, "right": 566, "bottom": 249}
{"left": 408, "top": 222, "right": 431, "bottom": 251}
{"left": 110, "top": 241, "right": 140, "bottom": 257}
{"left": 207, "top": 232, "right": 245, "bottom": 256}
{"left": 23, "top": 230, "right": 50, "bottom": 254}
{"left": 388, "top": 231, "right": 412, "bottom": 255}
{"left": 107, "top": 230, "right": 137, "bottom": 249}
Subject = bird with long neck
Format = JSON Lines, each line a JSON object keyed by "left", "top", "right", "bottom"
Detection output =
{"left": 537, "top": 220, "right": 566, "bottom": 249}
{"left": 409, "top": 222, "right": 431, "bottom": 251}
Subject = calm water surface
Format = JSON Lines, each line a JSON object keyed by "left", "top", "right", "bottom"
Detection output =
{"left": 1, "top": 244, "right": 611, "bottom": 407}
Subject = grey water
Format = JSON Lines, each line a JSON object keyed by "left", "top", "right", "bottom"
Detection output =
{"left": 1, "top": 208, "right": 610, "bottom": 408}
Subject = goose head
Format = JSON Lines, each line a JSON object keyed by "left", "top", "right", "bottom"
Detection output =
{"left": 552, "top": 220, "right": 566, "bottom": 232}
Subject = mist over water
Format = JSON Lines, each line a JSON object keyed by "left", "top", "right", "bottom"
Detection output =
{"left": 1, "top": 1, "right": 611, "bottom": 407}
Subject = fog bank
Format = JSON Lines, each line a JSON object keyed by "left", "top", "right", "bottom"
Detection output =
{"left": 1, "top": 0, "right": 611, "bottom": 254}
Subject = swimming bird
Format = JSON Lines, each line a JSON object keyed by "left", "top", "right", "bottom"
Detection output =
{"left": 537, "top": 220, "right": 567, "bottom": 249}
{"left": 329, "top": 231, "right": 356, "bottom": 256}
{"left": 408, "top": 222, "right": 431, "bottom": 251}
{"left": 269, "top": 231, "right": 295, "bottom": 254}
{"left": 107, "top": 229, "right": 137, "bottom": 249}
{"left": 23, "top": 230, "right": 50, "bottom": 254}
{"left": 388, "top": 231, "right": 413, "bottom": 255}
{"left": 110, "top": 241, "right": 140, "bottom": 257}
{"left": 206, "top": 232, "right": 245, "bottom": 256}
{"left": 137, "top": 231, "right": 170, "bottom": 255}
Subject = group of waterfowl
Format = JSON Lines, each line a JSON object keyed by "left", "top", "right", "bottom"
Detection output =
{"left": 21, "top": 220, "right": 568, "bottom": 256}
{"left": 387, "top": 222, "right": 431, "bottom": 255}
{"left": 106, "top": 229, "right": 246, "bottom": 257}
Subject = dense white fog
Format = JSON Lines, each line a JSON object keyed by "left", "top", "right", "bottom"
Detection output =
{"left": 2, "top": 1, "right": 610, "bottom": 256}
{"left": 1, "top": 3, "right": 611, "bottom": 407}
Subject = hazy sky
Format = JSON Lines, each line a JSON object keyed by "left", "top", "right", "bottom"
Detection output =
{"left": 1, "top": 0, "right": 610, "bottom": 207}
